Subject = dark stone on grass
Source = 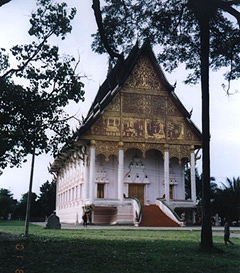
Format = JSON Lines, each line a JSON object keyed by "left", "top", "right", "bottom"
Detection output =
{"left": 46, "top": 212, "right": 61, "bottom": 229}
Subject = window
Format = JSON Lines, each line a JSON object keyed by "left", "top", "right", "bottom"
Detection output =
{"left": 97, "top": 184, "right": 104, "bottom": 198}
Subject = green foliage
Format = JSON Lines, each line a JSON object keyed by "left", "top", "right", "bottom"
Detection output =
{"left": 0, "top": 0, "right": 85, "bottom": 174}
{"left": 29, "top": 0, "right": 76, "bottom": 40}
{"left": 92, "top": 0, "right": 239, "bottom": 84}
{"left": 211, "top": 177, "right": 240, "bottom": 223}
{"left": 13, "top": 180, "right": 56, "bottom": 220}
{"left": 14, "top": 192, "right": 41, "bottom": 221}
{"left": 184, "top": 167, "right": 217, "bottom": 203}
{"left": 0, "top": 188, "right": 17, "bottom": 219}
{"left": 38, "top": 180, "right": 56, "bottom": 217}
{"left": 0, "top": 222, "right": 239, "bottom": 273}
{"left": 0, "top": 181, "right": 56, "bottom": 221}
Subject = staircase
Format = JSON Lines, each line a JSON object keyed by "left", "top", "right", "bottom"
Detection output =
{"left": 139, "top": 205, "right": 180, "bottom": 227}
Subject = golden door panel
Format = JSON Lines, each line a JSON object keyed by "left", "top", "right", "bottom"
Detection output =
{"left": 128, "top": 184, "right": 145, "bottom": 205}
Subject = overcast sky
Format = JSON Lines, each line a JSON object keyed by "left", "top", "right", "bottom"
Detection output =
{"left": 0, "top": 0, "right": 239, "bottom": 200}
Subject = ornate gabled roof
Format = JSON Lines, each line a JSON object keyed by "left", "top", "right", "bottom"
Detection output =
{"left": 76, "top": 40, "right": 198, "bottom": 137}
{"left": 50, "top": 41, "right": 202, "bottom": 173}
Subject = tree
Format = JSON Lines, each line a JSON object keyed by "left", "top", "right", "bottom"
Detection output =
{"left": 0, "top": 188, "right": 17, "bottom": 219}
{"left": 211, "top": 177, "right": 240, "bottom": 224}
{"left": 185, "top": 167, "right": 217, "bottom": 204}
{"left": 0, "top": 0, "right": 84, "bottom": 173}
{"left": 0, "top": 0, "right": 11, "bottom": 7}
{"left": 14, "top": 192, "right": 40, "bottom": 220}
{"left": 91, "top": 0, "right": 239, "bottom": 251}
{"left": 0, "top": 0, "right": 85, "bottom": 235}
{"left": 38, "top": 180, "right": 56, "bottom": 217}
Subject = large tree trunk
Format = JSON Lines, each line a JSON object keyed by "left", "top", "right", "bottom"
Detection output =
{"left": 199, "top": 16, "right": 213, "bottom": 251}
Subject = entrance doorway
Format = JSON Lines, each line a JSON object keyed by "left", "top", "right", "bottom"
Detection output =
{"left": 128, "top": 184, "right": 145, "bottom": 205}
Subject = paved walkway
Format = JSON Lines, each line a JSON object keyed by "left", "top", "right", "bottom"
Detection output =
{"left": 32, "top": 222, "right": 240, "bottom": 238}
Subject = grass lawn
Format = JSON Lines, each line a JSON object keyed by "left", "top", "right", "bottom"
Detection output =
{"left": 0, "top": 221, "right": 239, "bottom": 273}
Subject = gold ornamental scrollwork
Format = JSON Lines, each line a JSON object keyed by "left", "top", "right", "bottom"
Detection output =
{"left": 125, "top": 55, "right": 163, "bottom": 90}
{"left": 145, "top": 143, "right": 165, "bottom": 156}
{"left": 95, "top": 140, "right": 119, "bottom": 161}
{"left": 169, "top": 144, "right": 190, "bottom": 162}
{"left": 124, "top": 142, "right": 145, "bottom": 157}
{"left": 124, "top": 142, "right": 165, "bottom": 158}
{"left": 105, "top": 94, "right": 120, "bottom": 112}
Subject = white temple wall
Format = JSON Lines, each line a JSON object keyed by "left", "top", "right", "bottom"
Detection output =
{"left": 122, "top": 149, "right": 166, "bottom": 204}
{"left": 95, "top": 154, "right": 118, "bottom": 199}
{"left": 169, "top": 158, "right": 185, "bottom": 200}
{"left": 56, "top": 204, "right": 84, "bottom": 224}
{"left": 106, "top": 155, "right": 118, "bottom": 199}
{"left": 144, "top": 150, "right": 164, "bottom": 204}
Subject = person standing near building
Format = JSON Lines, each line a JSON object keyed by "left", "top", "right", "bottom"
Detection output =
{"left": 82, "top": 213, "right": 87, "bottom": 227}
{"left": 224, "top": 221, "right": 234, "bottom": 247}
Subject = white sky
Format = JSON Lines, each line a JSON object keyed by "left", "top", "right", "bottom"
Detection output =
{"left": 0, "top": 0, "right": 239, "bottom": 200}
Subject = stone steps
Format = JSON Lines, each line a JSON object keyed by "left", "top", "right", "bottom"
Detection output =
{"left": 139, "top": 205, "right": 180, "bottom": 227}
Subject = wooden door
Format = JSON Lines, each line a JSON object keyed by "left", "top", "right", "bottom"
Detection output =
{"left": 128, "top": 184, "right": 145, "bottom": 205}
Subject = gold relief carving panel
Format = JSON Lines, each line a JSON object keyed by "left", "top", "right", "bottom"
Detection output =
{"left": 125, "top": 56, "right": 162, "bottom": 90}
{"left": 89, "top": 117, "right": 120, "bottom": 137}
{"left": 103, "top": 117, "right": 120, "bottom": 137}
{"left": 105, "top": 94, "right": 120, "bottom": 112}
{"left": 95, "top": 141, "right": 119, "bottom": 160}
{"left": 122, "top": 118, "right": 144, "bottom": 139}
{"left": 89, "top": 118, "right": 104, "bottom": 135}
{"left": 185, "top": 123, "right": 200, "bottom": 142}
{"left": 185, "top": 127, "right": 195, "bottom": 141}
{"left": 123, "top": 93, "right": 152, "bottom": 114}
{"left": 145, "top": 119, "right": 165, "bottom": 139}
{"left": 167, "top": 119, "right": 184, "bottom": 140}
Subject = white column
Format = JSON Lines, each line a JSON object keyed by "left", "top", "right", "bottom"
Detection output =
{"left": 83, "top": 155, "right": 88, "bottom": 202}
{"left": 118, "top": 142, "right": 124, "bottom": 203}
{"left": 164, "top": 145, "right": 170, "bottom": 203}
{"left": 145, "top": 184, "right": 149, "bottom": 205}
{"left": 190, "top": 146, "right": 196, "bottom": 204}
{"left": 89, "top": 140, "right": 96, "bottom": 204}
{"left": 56, "top": 179, "right": 59, "bottom": 210}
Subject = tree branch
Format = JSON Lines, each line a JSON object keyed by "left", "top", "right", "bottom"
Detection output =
{"left": 219, "top": 0, "right": 240, "bottom": 27}
{"left": 0, "top": 0, "right": 11, "bottom": 7}
{"left": 92, "top": 0, "right": 123, "bottom": 60}
{"left": 1, "top": 30, "right": 54, "bottom": 79}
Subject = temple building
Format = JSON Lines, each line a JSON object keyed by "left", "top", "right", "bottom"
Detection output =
{"left": 50, "top": 42, "right": 202, "bottom": 227}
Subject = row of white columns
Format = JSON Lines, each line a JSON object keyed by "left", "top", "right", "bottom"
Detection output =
{"left": 87, "top": 141, "right": 196, "bottom": 204}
